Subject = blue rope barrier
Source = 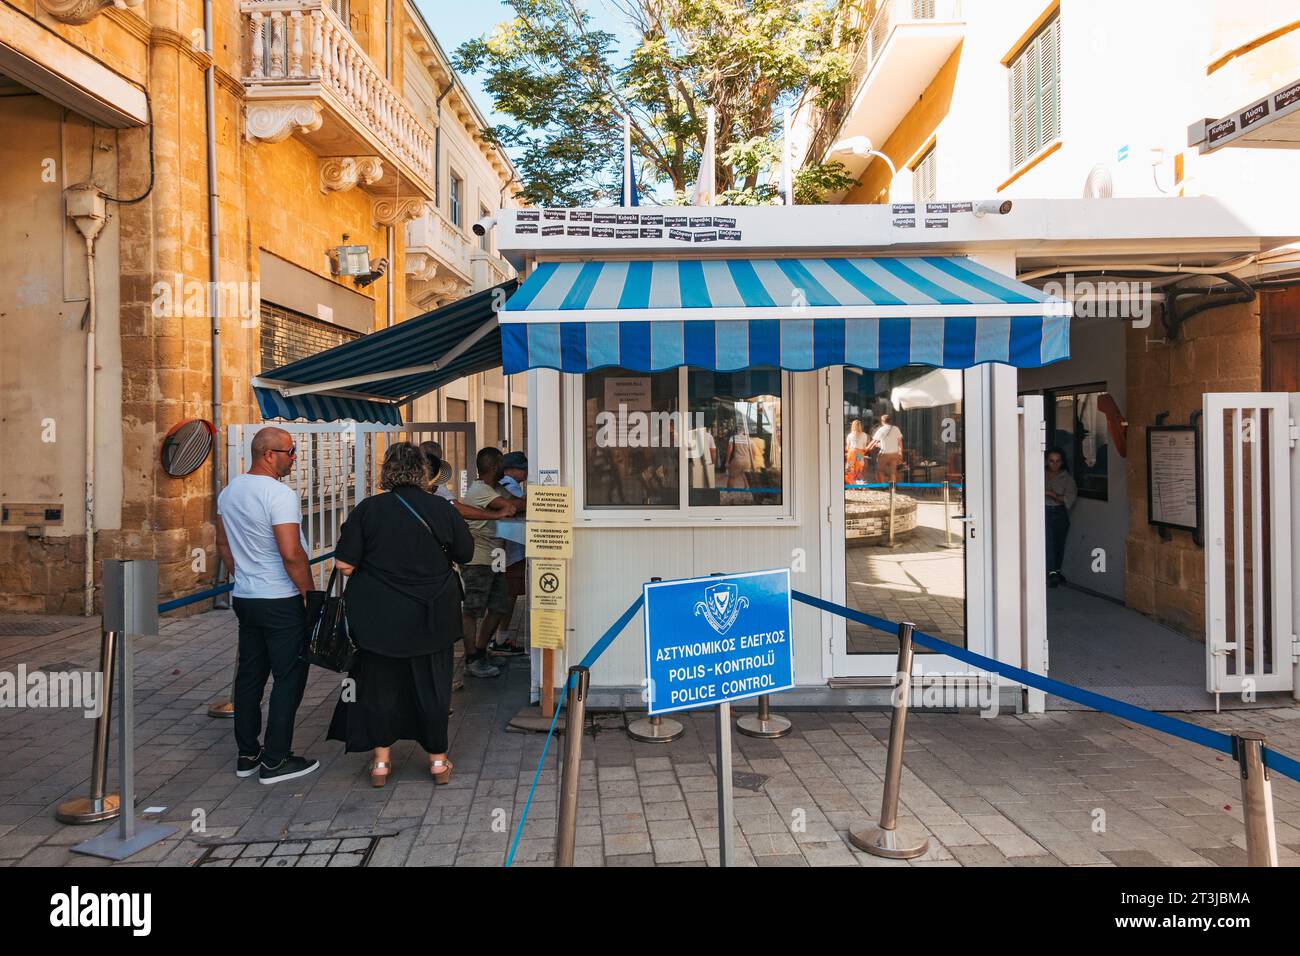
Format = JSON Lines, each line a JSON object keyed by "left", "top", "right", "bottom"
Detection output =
{"left": 507, "top": 593, "right": 645, "bottom": 868}
{"left": 845, "top": 482, "right": 963, "bottom": 490}
{"left": 156, "top": 551, "right": 335, "bottom": 614}
{"left": 789, "top": 590, "right": 1300, "bottom": 780}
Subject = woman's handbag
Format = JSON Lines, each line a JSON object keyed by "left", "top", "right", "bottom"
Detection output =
{"left": 305, "top": 567, "right": 357, "bottom": 672}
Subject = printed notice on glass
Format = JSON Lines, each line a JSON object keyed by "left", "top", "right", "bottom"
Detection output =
{"left": 1148, "top": 428, "right": 1199, "bottom": 530}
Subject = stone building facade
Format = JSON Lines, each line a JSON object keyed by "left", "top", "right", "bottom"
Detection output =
{"left": 0, "top": 0, "right": 518, "bottom": 614}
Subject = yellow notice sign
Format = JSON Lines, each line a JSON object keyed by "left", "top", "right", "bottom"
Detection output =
{"left": 527, "top": 485, "right": 573, "bottom": 523}
{"left": 530, "top": 608, "right": 566, "bottom": 649}
{"left": 526, "top": 521, "right": 573, "bottom": 558}
{"left": 530, "top": 559, "right": 567, "bottom": 611}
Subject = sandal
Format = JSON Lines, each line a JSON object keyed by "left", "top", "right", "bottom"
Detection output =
{"left": 430, "top": 757, "right": 454, "bottom": 785}
{"left": 369, "top": 760, "right": 391, "bottom": 788}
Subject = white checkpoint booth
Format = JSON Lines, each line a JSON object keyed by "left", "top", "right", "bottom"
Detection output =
{"left": 494, "top": 199, "right": 1298, "bottom": 713}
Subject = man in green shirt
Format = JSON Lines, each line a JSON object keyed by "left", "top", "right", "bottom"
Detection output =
{"left": 460, "top": 447, "right": 518, "bottom": 677}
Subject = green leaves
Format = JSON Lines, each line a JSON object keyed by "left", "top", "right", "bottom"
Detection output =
{"left": 455, "top": 0, "right": 855, "bottom": 205}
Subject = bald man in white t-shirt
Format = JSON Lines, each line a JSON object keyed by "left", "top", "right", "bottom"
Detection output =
{"left": 870, "top": 414, "right": 904, "bottom": 484}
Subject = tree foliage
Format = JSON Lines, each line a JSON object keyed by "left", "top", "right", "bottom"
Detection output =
{"left": 454, "top": 0, "right": 859, "bottom": 206}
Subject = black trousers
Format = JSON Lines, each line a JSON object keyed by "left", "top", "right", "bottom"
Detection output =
{"left": 232, "top": 595, "right": 309, "bottom": 763}
{"left": 1045, "top": 505, "right": 1070, "bottom": 575}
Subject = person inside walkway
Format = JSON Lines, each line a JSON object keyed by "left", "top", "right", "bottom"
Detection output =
{"left": 327, "top": 442, "right": 474, "bottom": 787}
{"left": 215, "top": 425, "right": 319, "bottom": 786}
{"left": 1045, "top": 447, "right": 1078, "bottom": 587}
{"left": 870, "top": 413, "right": 904, "bottom": 484}
{"left": 722, "top": 422, "right": 756, "bottom": 504}
{"left": 845, "top": 419, "right": 871, "bottom": 484}
{"left": 460, "top": 447, "right": 518, "bottom": 677}
{"left": 490, "top": 451, "right": 529, "bottom": 656}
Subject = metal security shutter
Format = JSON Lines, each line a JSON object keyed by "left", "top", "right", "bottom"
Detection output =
{"left": 1008, "top": 12, "right": 1061, "bottom": 170}
{"left": 260, "top": 302, "right": 361, "bottom": 373}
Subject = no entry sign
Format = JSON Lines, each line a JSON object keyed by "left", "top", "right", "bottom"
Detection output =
{"left": 643, "top": 569, "right": 794, "bottom": 715}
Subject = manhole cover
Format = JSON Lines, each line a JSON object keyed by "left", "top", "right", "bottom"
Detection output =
{"left": 733, "top": 772, "right": 769, "bottom": 792}
{"left": 195, "top": 837, "right": 379, "bottom": 868}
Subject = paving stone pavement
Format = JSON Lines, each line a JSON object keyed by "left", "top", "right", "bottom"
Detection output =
{"left": 2, "top": 608, "right": 1300, "bottom": 868}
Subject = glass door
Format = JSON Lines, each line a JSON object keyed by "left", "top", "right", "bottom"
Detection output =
{"left": 828, "top": 366, "right": 989, "bottom": 677}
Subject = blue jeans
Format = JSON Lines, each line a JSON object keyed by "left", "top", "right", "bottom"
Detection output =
{"left": 1045, "top": 505, "right": 1070, "bottom": 575}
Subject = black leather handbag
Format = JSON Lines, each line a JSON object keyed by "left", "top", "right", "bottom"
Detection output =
{"left": 305, "top": 568, "right": 356, "bottom": 672}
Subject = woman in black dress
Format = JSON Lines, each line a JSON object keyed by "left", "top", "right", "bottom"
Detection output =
{"left": 327, "top": 442, "right": 473, "bottom": 787}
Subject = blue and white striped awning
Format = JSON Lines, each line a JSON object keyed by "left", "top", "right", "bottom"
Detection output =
{"left": 501, "top": 256, "right": 1069, "bottom": 373}
{"left": 253, "top": 281, "right": 516, "bottom": 425}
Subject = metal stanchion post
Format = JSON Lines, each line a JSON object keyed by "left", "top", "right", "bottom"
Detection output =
{"left": 883, "top": 480, "right": 898, "bottom": 549}
{"left": 850, "top": 621, "right": 929, "bottom": 860}
{"left": 55, "top": 629, "right": 121, "bottom": 824}
{"left": 555, "top": 666, "right": 590, "bottom": 867}
{"left": 72, "top": 561, "right": 176, "bottom": 860}
{"left": 1233, "top": 732, "right": 1278, "bottom": 867}
{"left": 716, "top": 700, "right": 735, "bottom": 868}
{"left": 940, "top": 480, "right": 956, "bottom": 549}
{"left": 628, "top": 577, "right": 684, "bottom": 743}
{"left": 736, "top": 691, "right": 791, "bottom": 739}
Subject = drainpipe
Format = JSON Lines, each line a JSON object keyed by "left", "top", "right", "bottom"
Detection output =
{"left": 65, "top": 184, "right": 108, "bottom": 616}
{"left": 204, "top": 0, "right": 227, "bottom": 604}
{"left": 385, "top": 0, "right": 395, "bottom": 329}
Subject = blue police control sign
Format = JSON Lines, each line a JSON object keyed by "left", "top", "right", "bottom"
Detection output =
{"left": 643, "top": 569, "right": 794, "bottom": 715}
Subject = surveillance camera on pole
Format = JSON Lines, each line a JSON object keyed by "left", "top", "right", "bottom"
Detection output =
{"left": 972, "top": 199, "right": 1013, "bottom": 218}
{"left": 472, "top": 215, "right": 497, "bottom": 237}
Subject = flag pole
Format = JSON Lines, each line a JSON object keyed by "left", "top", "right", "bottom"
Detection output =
{"left": 623, "top": 114, "right": 632, "bottom": 207}
{"left": 782, "top": 106, "right": 793, "bottom": 205}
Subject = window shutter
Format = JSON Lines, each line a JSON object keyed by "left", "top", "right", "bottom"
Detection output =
{"left": 1038, "top": 15, "right": 1061, "bottom": 145}
{"left": 912, "top": 0, "right": 936, "bottom": 18}
{"left": 1009, "top": 53, "right": 1027, "bottom": 168}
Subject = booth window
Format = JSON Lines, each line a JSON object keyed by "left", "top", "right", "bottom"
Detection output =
{"left": 581, "top": 367, "right": 786, "bottom": 513}
{"left": 1045, "top": 384, "right": 1109, "bottom": 500}
{"left": 687, "top": 370, "right": 782, "bottom": 507}
{"left": 583, "top": 369, "right": 681, "bottom": 509}
{"left": 1008, "top": 11, "right": 1061, "bottom": 171}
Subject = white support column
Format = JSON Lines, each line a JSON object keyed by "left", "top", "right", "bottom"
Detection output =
{"left": 1020, "top": 395, "right": 1048, "bottom": 713}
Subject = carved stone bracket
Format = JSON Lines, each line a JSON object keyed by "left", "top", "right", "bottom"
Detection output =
{"left": 39, "top": 0, "right": 142, "bottom": 24}
{"left": 320, "top": 157, "right": 384, "bottom": 194}
{"left": 245, "top": 101, "right": 323, "bottom": 145}
{"left": 372, "top": 197, "right": 426, "bottom": 228}
{"left": 405, "top": 251, "right": 440, "bottom": 282}
{"left": 409, "top": 274, "right": 468, "bottom": 311}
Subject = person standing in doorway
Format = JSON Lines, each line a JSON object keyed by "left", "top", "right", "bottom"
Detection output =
{"left": 845, "top": 419, "right": 871, "bottom": 484}
{"left": 870, "top": 414, "right": 904, "bottom": 484}
{"left": 1044, "top": 447, "right": 1078, "bottom": 586}
{"left": 215, "top": 426, "right": 319, "bottom": 785}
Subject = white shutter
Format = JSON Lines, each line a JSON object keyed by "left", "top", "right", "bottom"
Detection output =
{"left": 1039, "top": 15, "right": 1061, "bottom": 145}
{"left": 1009, "top": 53, "right": 1027, "bottom": 168}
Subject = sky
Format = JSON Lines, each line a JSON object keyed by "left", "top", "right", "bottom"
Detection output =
{"left": 414, "top": 0, "right": 633, "bottom": 131}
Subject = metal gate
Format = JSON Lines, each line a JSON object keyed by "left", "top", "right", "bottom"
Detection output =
{"left": 227, "top": 421, "right": 476, "bottom": 586}
{"left": 1203, "top": 393, "right": 1296, "bottom": 700}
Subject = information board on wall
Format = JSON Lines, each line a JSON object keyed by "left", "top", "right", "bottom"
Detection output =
{"left": 1147, "top": 426, "right": 1201, "bottom": 532}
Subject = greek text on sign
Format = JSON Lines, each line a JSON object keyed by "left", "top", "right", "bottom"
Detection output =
{"left": 527, "top": 485, "right": 572, "bottom": 523}
{"left": 530, "top": 608, "right": 566, "bottom": 650}
{"left": 643, "top": 569, "right": 794, "bottom": 716}
{"left": 529, "top": 559, "right": 567, "bottom": 611}
{"left": 526, "top": 522, "right": 572, "bottom": 558}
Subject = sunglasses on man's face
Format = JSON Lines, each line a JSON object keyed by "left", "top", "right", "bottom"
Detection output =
{"left": 270, "top": 446, "right": 297, "bottom": 458}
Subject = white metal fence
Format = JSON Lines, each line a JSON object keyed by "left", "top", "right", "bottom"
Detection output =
{"left": 227, "top": 421, "right": 476, "bottom": 586}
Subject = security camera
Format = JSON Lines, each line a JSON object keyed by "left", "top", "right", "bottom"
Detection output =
{"left": 972, "top": 199, "right": 1013, "bottom": 218}
{"left": 472, "top": 215, "right": 497, "bottom": 237}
